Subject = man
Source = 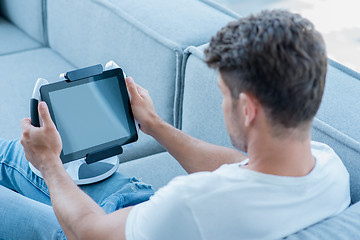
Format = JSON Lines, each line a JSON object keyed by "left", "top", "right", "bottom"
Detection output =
{"left": 0, "top": 9, "right": 350, "bottom": 239}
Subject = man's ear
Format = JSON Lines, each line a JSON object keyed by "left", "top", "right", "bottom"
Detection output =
{"left": 238, "top": 92, "right": 258, "bottom": 127}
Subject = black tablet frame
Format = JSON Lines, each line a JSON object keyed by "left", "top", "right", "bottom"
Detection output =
{"left": 40, "top": 68, "right": 138, "bottom": 164}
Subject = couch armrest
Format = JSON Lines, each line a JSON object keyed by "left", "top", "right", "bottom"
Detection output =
{"left": 285, "top": 202, "right": 360, "bottom": 240}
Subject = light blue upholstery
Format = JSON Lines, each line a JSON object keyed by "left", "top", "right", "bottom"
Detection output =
{"left": 117, "top": 152, "right": 186, "bottom": 191}
{"left": 0, "top": 48, "right": 74, "bottom": 140}
{"left": 181, "top": 45, "right": 233, "bottom": 148}
{"left": 0, "top": 0, "right": 46, "bottom": 44}
{"left": 46, "top": 0, "right": 236, "bottom": 162}
{"left": 0, "top": 17, "right": 41, "bottom": 55}
{"left": 316, "top": 60, "right": 360, "bottom": 141}
{"left": 285, "top": 201, "right": 360, "bottom": 239}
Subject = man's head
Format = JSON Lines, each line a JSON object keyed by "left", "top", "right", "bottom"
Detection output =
{"left": 205, "top": 10, "right": 327, "bottom": 151}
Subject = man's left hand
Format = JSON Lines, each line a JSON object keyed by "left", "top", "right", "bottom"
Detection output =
{"left": 20, "top": 101, "right": 63, "bottom": 173}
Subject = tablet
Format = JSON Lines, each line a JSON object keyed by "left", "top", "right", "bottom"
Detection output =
{"left": 40, "top": 68, "right": 138, "bottom": 164}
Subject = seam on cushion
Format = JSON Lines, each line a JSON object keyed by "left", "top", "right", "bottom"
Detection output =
{"left": 328, "top": 58, "right": 360, "bottom": 81}
{"left": 1, "top": 160, "right": 50, "bottom": 197}
{"left": 173, "top": 50, "right": 183, "bottom": 129}
{"left": 199, "top": 0, "right": 241, "bottom": 19}
{"left": 186, "top": 46, "right": 206, "bottom": 61}
{"left": 312, "top": 118, "right": 360, "bottom": 152}
{"left": 0, "top": 46, "right": 44, "bottom": 57}
{"left": 0, "top": 47, "right": 76, "bottom": 70}
{"left": 178, "top": 48, "right": 194, "bottom": 130}
{"left": 92, "top": 0, "right": 183, "bottom": 52}
{"left": 41, "top": 0, "right": 49, "bottom": 46}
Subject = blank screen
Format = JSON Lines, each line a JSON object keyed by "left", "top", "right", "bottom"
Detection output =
{"left": 49, "top": 77, "right": 131, "bottom": 155}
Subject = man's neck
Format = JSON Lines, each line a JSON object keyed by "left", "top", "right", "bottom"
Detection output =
{"left": 245, "top": 132, "right": 315, "bottom": 177}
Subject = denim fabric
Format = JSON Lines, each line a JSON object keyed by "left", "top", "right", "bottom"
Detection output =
{"left": 100, "top": 177, "right": 153, "bottom": 214}
{"left": 0, "top": 138, "right": 154, "bottom": 239}
{"left": 0, "top": 185, "right": 64, "bottom": 240}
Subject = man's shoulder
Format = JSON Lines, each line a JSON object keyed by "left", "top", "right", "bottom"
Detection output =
{"left": 311, "top": 141, "right": 339, "bottom": 158}
{"left": 311, "top": 141, "right": 348, "bottom": 173}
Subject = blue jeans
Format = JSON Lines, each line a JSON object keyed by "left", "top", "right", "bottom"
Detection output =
{"left": 0, "top": 138, "right": 154, "bottom": 239}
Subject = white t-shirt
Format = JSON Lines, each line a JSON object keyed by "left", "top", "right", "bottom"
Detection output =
{"left": 126, "top": 142, "right": 350, "bottom": 240}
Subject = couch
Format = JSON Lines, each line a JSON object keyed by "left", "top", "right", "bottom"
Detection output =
{"left": 0, "top": 0, "right": 359, "bottom": 239}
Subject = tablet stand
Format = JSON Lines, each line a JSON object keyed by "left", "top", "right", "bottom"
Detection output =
{"left": 29, "top": 64, "right": 122, "bottom": 185}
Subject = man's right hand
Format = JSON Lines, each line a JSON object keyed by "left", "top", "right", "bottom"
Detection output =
{"left": 125, "top": 76, "right": 162, "bottom": 135}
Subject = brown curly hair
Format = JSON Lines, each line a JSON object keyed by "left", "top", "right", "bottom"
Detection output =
{"left": 205, "top": 10, "right": 327, "bottom": 129}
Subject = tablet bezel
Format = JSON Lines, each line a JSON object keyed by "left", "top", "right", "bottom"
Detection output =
{"left": 40, "top": 68, "right": 138, "bottom": 164}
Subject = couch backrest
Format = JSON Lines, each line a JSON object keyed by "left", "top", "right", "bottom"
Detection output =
{"left": 181, "top": 45, "right": 232, "bottom": 148}
{"left": 316, "top": 60, "right": 360, "bottom": 141}
{"left": 182, "top": 44, "right": 360, "bottom": 203}
{"left": 0, "top": 0, "right": 47, "bottom": 44}
{"left": 46, "top": 0, "right": 236, "bottom": 162}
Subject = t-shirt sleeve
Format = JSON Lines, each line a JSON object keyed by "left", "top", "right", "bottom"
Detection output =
{"left": 125, "top": 176, "right": 201, "bottom": 240}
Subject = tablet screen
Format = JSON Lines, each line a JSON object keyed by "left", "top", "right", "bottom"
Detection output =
{"left": 49, "top": 76, "right": 130, "bottom": 155}
{"left": 40, "top": 68, "right": 137, "bottom": 163}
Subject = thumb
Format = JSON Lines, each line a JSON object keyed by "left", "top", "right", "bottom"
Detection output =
{"left": 38, "top": 102, "right": 55, "bottom": 128}
{"left": 125, "top": 77, "right": 140, "bottom": 100}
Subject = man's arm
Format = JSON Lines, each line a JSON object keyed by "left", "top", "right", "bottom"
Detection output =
{"left": 21, "top": 103, "right": 130, "bottom": 240}
{"left": 43, "top": 160, "right": 132, "bottom": 240}
{"left": 125, "top": 77, "right": 247, "bottom": 173}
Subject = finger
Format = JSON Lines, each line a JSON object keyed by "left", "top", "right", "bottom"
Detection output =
{"left": 38, "top": 102, "right": 56, "bottom": 128}
{"left": 137, "top": 88, "right": 147, "bottom": 97}
{"left": 21, "top": 118, "right": 32, "bottom": 137}
{"left": 125, "top": 77, "right": 141, "bottom": 99}
{"left": 136, "top": 84, "right": 146, "bottom": 92}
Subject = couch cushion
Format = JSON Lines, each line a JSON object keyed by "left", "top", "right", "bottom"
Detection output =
{"left": 47, "top": 0, "right": 237, "bottom": 162}
{"left": 0, "top": 48, "right": 74, "bottom": 140}
{"left": 284, "top": 201, "right": 360, "bottom": 240}
{"left": 117, "top": 152, "right": 187, "bottom": 191}
{"left": 181, "top": 45, "right": 232, "bottom": 148}
{"left": 0, "top": 17, "right": 41, "bottom": 56}
{"left": 316, "top": 60, "right": 360, "bottom": 142}
{"left": 0, "top": 0, "right": 46, "bottom": 44}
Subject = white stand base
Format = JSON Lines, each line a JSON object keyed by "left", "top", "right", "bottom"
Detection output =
{"left": 29, "top": 156, "right": 119, "bottom": 185}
